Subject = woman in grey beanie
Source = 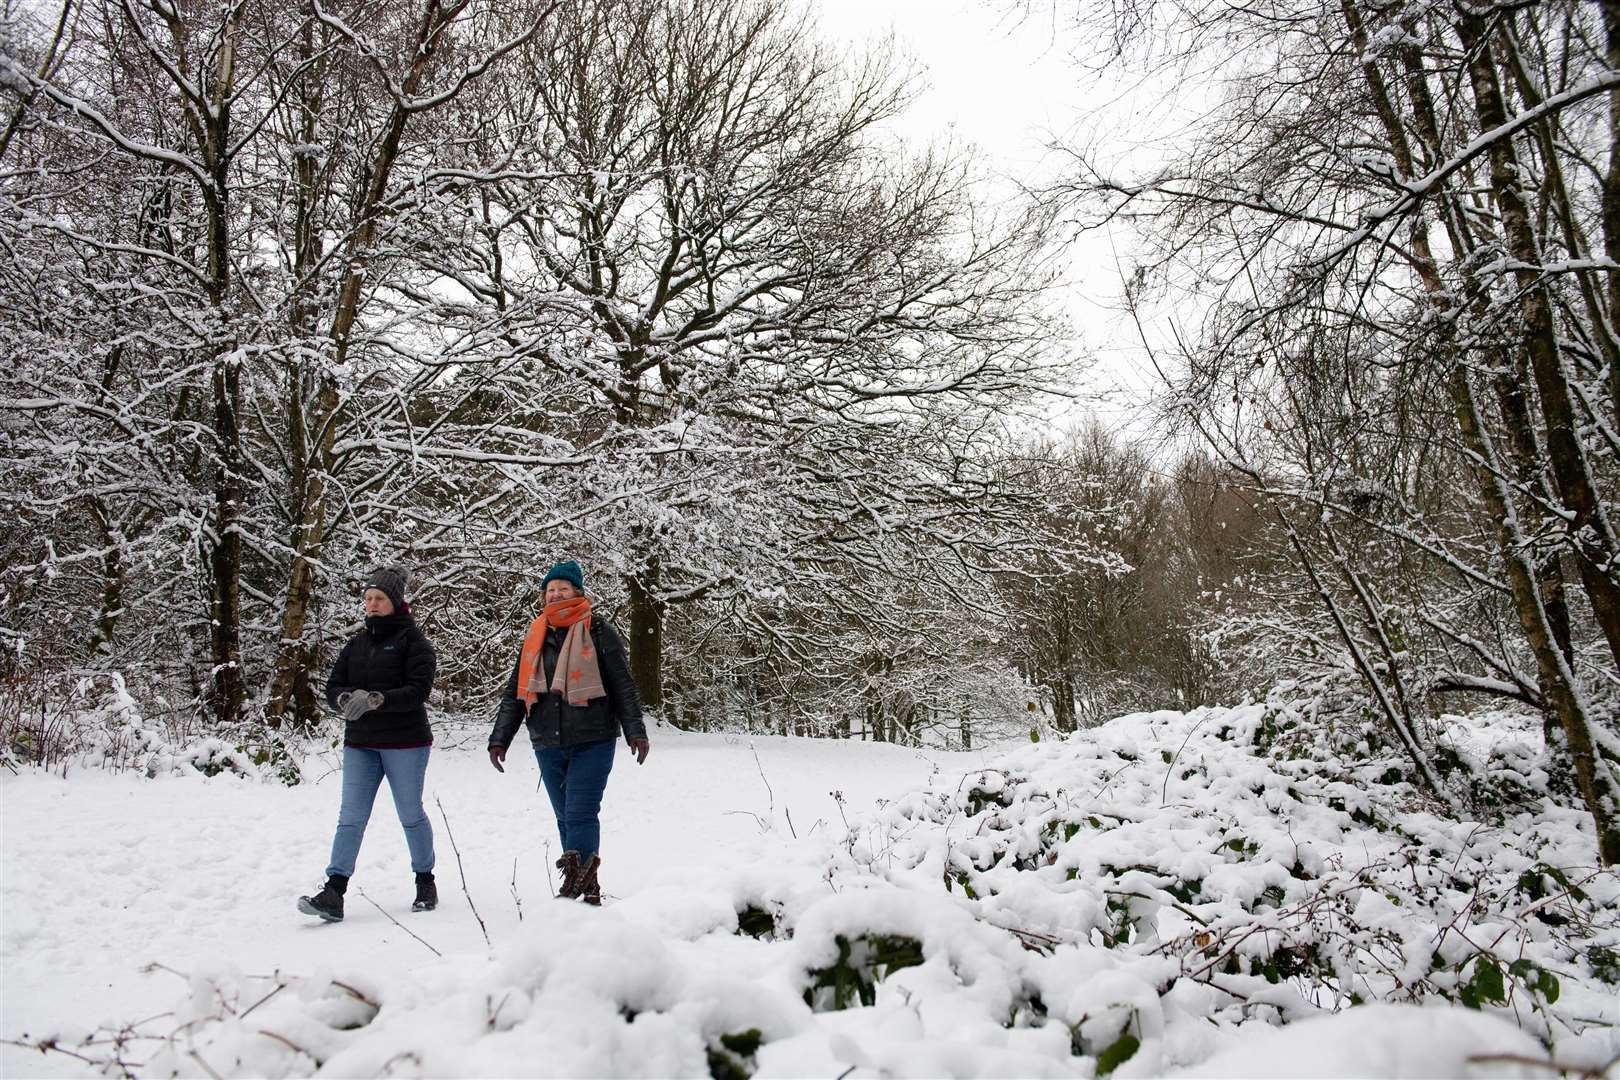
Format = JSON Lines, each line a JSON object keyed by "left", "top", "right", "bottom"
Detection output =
{"left": 298, "top": 565, "right": 439, "bottom": 923}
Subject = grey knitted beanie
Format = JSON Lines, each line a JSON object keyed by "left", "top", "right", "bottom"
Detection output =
{"left": 363, "top": 565, "right": 410, "bottom": 610}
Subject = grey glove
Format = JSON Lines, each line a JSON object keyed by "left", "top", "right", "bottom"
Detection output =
{"left": 337, "top": 690, "right": 384, "bottom": 723}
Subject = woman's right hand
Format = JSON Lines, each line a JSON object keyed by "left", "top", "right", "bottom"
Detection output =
{"left": 488, "top": 745, "right": 507, "bottom": 773}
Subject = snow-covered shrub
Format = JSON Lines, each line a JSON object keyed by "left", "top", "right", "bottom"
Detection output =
{"left": 838, "top": 706, "right": 1616, "bottom": 1070}
{"left": 801, "top": 932, "right": 925, "bottom": 1010}
{"left": 0, "top": 670, "right": 308, "bottom": 783}
{"left": 0, "top": 670, "right": 158, "bottom": 772}
{"left": 734, "top": 903, "right": 784, "bottom": 941}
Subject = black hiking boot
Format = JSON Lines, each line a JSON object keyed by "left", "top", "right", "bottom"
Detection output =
{"left": 298, "top": 874, "right": 347, "bottom": 923}
{"left": 556, "top": 850, "right": 582, "bottom": 899}
{"left": 412, "top": 871, "right": 437, "bottom": 912}
{"left": 576, "top": 855, "right": 601, "bottom": 907}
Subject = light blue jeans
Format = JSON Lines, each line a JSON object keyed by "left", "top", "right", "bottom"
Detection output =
{"left": 535, "top": 738, "right": 615, "bottom": 859}
{"left": 326, "top": 745, "right": 435, "bottom": 878}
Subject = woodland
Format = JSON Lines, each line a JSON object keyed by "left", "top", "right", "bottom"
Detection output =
{"left": 2, "top": 0, "right": 1619, "bottom": 866}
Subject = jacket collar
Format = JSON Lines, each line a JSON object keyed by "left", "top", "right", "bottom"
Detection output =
{"left": 365, "top": 611, "right": 409, "bottom": 638}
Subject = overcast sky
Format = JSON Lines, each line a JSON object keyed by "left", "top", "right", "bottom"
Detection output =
{"left": 812, "top": 0, "right": 1088, "bottom": 174}
{"left": 812, "top": 0, "right": 1171, "bottom": 432}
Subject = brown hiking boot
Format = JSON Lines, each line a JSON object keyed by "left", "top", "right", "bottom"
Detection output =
{"left": 556, "top": 850, "right": 582, "bottom": 898}
{"left": 576, "top": 855, "right": 601, "bottom": 906}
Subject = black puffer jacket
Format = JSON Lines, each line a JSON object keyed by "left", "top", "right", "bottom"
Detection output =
{"left": 325, "top": 611, "right": 437, "bottom": 747}
{"left": 488, "top": 617, "right": 645, "bottom": 750}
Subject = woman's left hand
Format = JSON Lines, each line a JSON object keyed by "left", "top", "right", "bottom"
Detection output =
{"left": 628, "top": 737, "right": 650, "bottom": 765}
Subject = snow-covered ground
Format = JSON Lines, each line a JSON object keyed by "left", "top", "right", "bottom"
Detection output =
{"left": 3, "top": 709, "right": 1615, "bottom": 1078}
{"left": 1, "top": 728, "right": 968, "bottom": 1077}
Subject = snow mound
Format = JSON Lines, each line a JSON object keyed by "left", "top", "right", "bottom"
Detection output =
{"left": 1174, "top": 1003, "right": 1546, "bottom": 1078}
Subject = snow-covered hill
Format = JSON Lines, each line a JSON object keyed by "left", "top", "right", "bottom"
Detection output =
{"left": 3, "top": 705, "right": 1614, "bottom": 1077}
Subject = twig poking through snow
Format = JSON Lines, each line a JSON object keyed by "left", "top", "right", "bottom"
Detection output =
{"left": 236, "top": 982, "right": 284, "bottom": 1021}
{"left": 189, "top": 1047, "right": 225, "bottom": 1078}
{"left": 331, "top": 980, "right": 378, "bottom": 1009}
{"left": 749, "top": 741, "right": 775, "bottom": 826}
{"left": 1161, "top": 714, "right": 1210, "bottom": 806}
{"left": 356, "top": 887, "right": 442, "bottom": 957}
{"left": 511, "top": 856, "right": 524, "bottom": 920}
{"left": 435, "top": 795, "right": 491, "bottom": 951}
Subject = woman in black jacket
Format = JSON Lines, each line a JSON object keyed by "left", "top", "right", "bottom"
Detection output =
{"left": 298, "top": 566, "right": 438, "bottom": 923}
{"left": 488, "top": 559, "right": 649, "bottom": 905}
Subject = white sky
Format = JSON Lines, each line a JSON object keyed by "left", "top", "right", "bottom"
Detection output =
{"left": 812, "top": 0, "right": 1086, "bottom": 175}
{"left": 810, "top": 0, "right": 1173, "bottom": 435}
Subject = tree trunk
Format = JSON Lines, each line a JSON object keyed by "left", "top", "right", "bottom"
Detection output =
{"left": 208, "top": 350, "right": 247, "bottom": 726}
{"left": 1458, "top": 11, "right": 1620, "bottom": 674}
{"left": 1490, "top": 363, "right": 1576, "bottom": 667}
{"left": 86, "top": 496, "right": 124, "bottom": 660}
{"left": 1280, "top": 506, "right": 1451, "bottom": 801}
{"left": 1346, "top": 3, "right": 1620, "bottom": 861}
{"left": 204, "top": 183, "right": 245, "bottom": 726}
{"left": 1603, "top": 0, "right": 1620, "bottom": 419}
{"left": 86, "top": 348, "right": 129, "bottom": 661}
{"left": 1051, "top": 674, "right": 1076, "bottom": 733}
{"left": 263, "top": 0, "right": 458, "bottom": 729}
{"left": 627, "top": 568, "right": 665, "bottom": 718}
{"left": 197, "top": 5, "right": 247, "bottom": 727}
{"left": 264, "top": 369, "right": 338, "bottom": 731}
{"left": 265, "top": 15, "right": 329, "bottom": 731}
{"left": 1451, "top": 368, "right": 1620, "bottom": 865}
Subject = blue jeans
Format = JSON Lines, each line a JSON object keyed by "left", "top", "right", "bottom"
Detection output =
{"left": 535, "top": 738, "right": 615, "bottom": 859}
{"left": 326, "top": 745, "right": 435, "bottom": 878}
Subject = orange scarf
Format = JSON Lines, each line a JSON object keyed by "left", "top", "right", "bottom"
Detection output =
{"left": 516, "top": 597, "right": 605, "bottom": 707}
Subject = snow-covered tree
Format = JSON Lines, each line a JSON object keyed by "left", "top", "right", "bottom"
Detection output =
{"left": 1, "top": 0, "right": 1104, "bottom": 750}
{"left": 1040, "top": 0, "right": 1620, "bottom": 861}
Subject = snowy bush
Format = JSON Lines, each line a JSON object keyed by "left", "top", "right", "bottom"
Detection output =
{"left": 838, "top": 705, "right": 1617, "bottom": 1071}
{"left": 0, "top": 671, "right": 305, "bottom": 783}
